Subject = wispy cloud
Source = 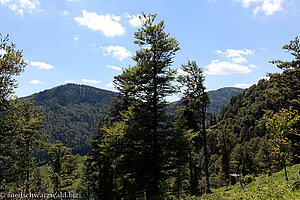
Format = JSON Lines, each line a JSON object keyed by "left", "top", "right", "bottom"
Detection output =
{"left": 29, "top": 79, "right": 43, "bottom": 84}
{"left": 125, "top": 13, "right": 143, "bottom": 27}
{"left": 106, "top": 65, "right": 122, "bottom": 71}
{"left": 216, "top": 49, "right": 254, "bottom": 64}
{"left": 81, "top": 79, "right": 101, "bottom": 84}
{"left": 234, "top": 76, "right": 270, "bottom": 88}
{"left": 65, "top": 80, "right": 75, "bottom": 84}
{"left": 205, "top": 47, "right": 256, "bottom": 75}
{"left": 234, "top": 83, "right": 252, "bottom": 88}
{"left": 73, "top": 36, "right": 79, "bottom": 41}
{"left": 101, "top": 45, "right": 132, "bottom": 61}
{"left": 30, "top": 61, "right": 55, "bottom": 70}
{"left": 105, "top": 82, "right": 114, "bottom": 87}
{"left": 204, "top": 60, "right": 252, "bottom": 75}
{"left": 237, "top": 0, "right": 285, "bottom": 16}
{"left": 0, "top": 0, "right": 41, "bottom": 16}
{"left": 74, "top": 10, "right": 125, "bottom": 37}
{"left": 62, "top": 10, "right": 70, "bottom": 15}
{"left": 178, "top": 68, "right": 188, "bottom": 75}
{"left": 257, "top": 76, "right": 270, "bottom": 81}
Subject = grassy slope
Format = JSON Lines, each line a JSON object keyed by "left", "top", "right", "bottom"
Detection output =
{"left": 191, "top": 164, "right": 300, "bottom": 200}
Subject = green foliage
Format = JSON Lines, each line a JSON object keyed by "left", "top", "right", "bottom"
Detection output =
{"left": 0, "top": 99, "right": 46, "bottom": 191}
{"left": 177, "top": 60, "right": 211, "bottom": 194}
{"left": 265, "top": 107, "right": 299, "bottom": 159}
{"left": 268, "top": 37, "right": 300, "bottom": 110}
{"left": 88, "top": 12, "right": 182, "bottom": 199}
{"left": 86, "top": 117, "right": 115, "bottom": 199}
{"left": 189, "top": 164, "right": 300, "bottom": 199}
{"left": 48, "top": 141, "right": 79, "bottom": 193}
{"left": 25, "top": 83, "right": 114, "bottom": 155}
{"left": 207, "top": 87, "right": 243, "bottom": 115}
{"left": 0, "top": 34, "right": 46, "bottom": 193}
{"left": 209, "top": 36, "right": 300, "bottom": 187}
{"left": 264, "top": 107, "right": 300, "bottom": 181}
{"left": 0, "top": 34, "right": 26, "bottom": 107}
{"left": 116, "top": 12, "right": 180, "bottom": 198}
{"left": 243, "top": 174, "right": 254, "bottom": 185}
{"left": 270, "top": 36, "right": 300, "bottom": 70}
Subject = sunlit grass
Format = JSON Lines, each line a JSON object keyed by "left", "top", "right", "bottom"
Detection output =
{"left": 183, "top": 164, "right": 300, "bottom": 200}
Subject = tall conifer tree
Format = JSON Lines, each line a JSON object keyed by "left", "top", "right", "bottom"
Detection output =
{"left": 178, "top": 60, "right": 211, "bottom": 194}
{"left": 102, "top": 13, "right": 180, "bottom": 199}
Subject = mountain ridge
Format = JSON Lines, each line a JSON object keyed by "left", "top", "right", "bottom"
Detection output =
{"left": 24, "top": 84, "right": 243, "bottom": 155}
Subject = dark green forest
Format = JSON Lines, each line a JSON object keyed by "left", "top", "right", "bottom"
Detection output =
{"left": 22, "top": 84, "right": 242, "bottom": 156}
{"left": 1, "top": 13, "right": 299, "bottom": 200}
{"left": 25, "top": 84, "right": 114, "bottom": 155}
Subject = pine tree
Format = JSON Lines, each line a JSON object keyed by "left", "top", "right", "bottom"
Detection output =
{"left": 0, "top": 34, "right": 26, "bottom": 108}
{"left": 268, "top": 36, "right": 300, "bottom": 111}
{"left": 124, "top": 13, "right": 179, "bottom": 199}
{"left": 0, "top": 100, "right": 45, "bottom": 191}
{"left": 48, "top": 141, "right": 78, "bottom": 193}
{"left": 1, "top": 34, "right": 45, "bottom": 191}
{"left": 178, "top": 60, "right": 211, "bottom": 194}
{"left": 90, "top": 13, "right": 180, "bottom": 199}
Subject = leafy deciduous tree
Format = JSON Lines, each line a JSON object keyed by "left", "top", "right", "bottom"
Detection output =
{"left": 264, "top": 107, "right": 300, "bottom": 181}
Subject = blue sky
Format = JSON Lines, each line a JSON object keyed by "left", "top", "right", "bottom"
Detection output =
{"left": 1, "top": 0, "right": 299, "bottom": 100}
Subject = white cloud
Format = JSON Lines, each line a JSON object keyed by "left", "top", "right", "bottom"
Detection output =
{"left": 30, "top": 61, "right": 55, "bottom": 70}
{"left": 125, "top": 13, "right": 143, "bottom": 27}
{"left": 249, "top": 64, "right": 257, "bottom": 68}
{"left": 143, "top": 44, "right": 152, "bottom": 50}
{"left": 234, "top": 76, "right": 270, "bottom": 88}
{"left": 237, "top": 0, "right": 285, "bottom": 16}
{"left": 65, "top": 80, "right": 75, "bottom": 84}
{"left": 204, "top": 60, "right": 252, "bottom": 75}
{"left": 0, "top": 48, "right": 6, "bottom": 56}
{"left": 253, "top": 6, "right": 260, "bottom": 15}
{"left": 234, "top": 75, "right": 270, "bottom": 89}
{"left": 112, "top": 15, "right": 121, "bottom": 22}
{"left": 106, "top": 65, "right": 122, "bottom": 71}
{"left": 74, "top": 10, "right": 125, "bottom": 37}
{"left": 74, "top": 36, "right": 79, "bottom": 41}
{"left": 90, "top": 43, "right": 96, "bottom": 48}
{"left": 257, "top": 76, "right": 270, "bottom": 82}
{"left": 232, "top": 57, "right": 248, "bottom": 63}
{"left": 29, "top": 79, "right": 43, "bottom": 84}
{"left": 178, "top": 68, "right": 188, "bottom": 75}
{"left": 101, "top": 45, "right": 132, "bottom": 61}
{"left": 216, "top": 49, "right": 254, "bottom": 64}
{"left": 234, "top": 83, "right": 252, "bottom": 88}
{"left": 81, "top": 79, "right": 101, "bottom": 84}
{"left": 62, "top": 10, "right": 70, "bottom": 15}
{"left": 105, "top": 82, "right": 114, "bottom": 87}
{"left": 0, "top": 0, "right": 40, "bottom": 16}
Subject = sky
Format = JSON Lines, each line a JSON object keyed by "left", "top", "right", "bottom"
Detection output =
{"left": 1, "top": 0, "right": 300, "bottom": 101}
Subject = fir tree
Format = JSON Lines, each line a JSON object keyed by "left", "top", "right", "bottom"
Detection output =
{"left": 178, "top": 60, "right": 211, "bottom": 194}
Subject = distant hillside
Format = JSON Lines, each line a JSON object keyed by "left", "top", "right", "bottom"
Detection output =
{"left": 207, "top": 87, "right": 243, "bottom": 114}
{"left": 26, "top": 84, "right": 114, "bottom": 155}
{"left": 25, "top": 84, "right": 242, "bottom": 155}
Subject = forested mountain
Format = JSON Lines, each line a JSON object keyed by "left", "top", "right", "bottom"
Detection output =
{"left": 24, "top": 84, "right": 241, "bottom": 155}
{"left": 2, "top": 15, "right": 299, "bottom": 199}
{"left": 207, "top": 55, "right": 300, "bottom": 185}
{"left": 207, "top": 87, "right": 243, "bottom": 114}
{"left": 25, "top": 84, "right": 114, "bottom": 155}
